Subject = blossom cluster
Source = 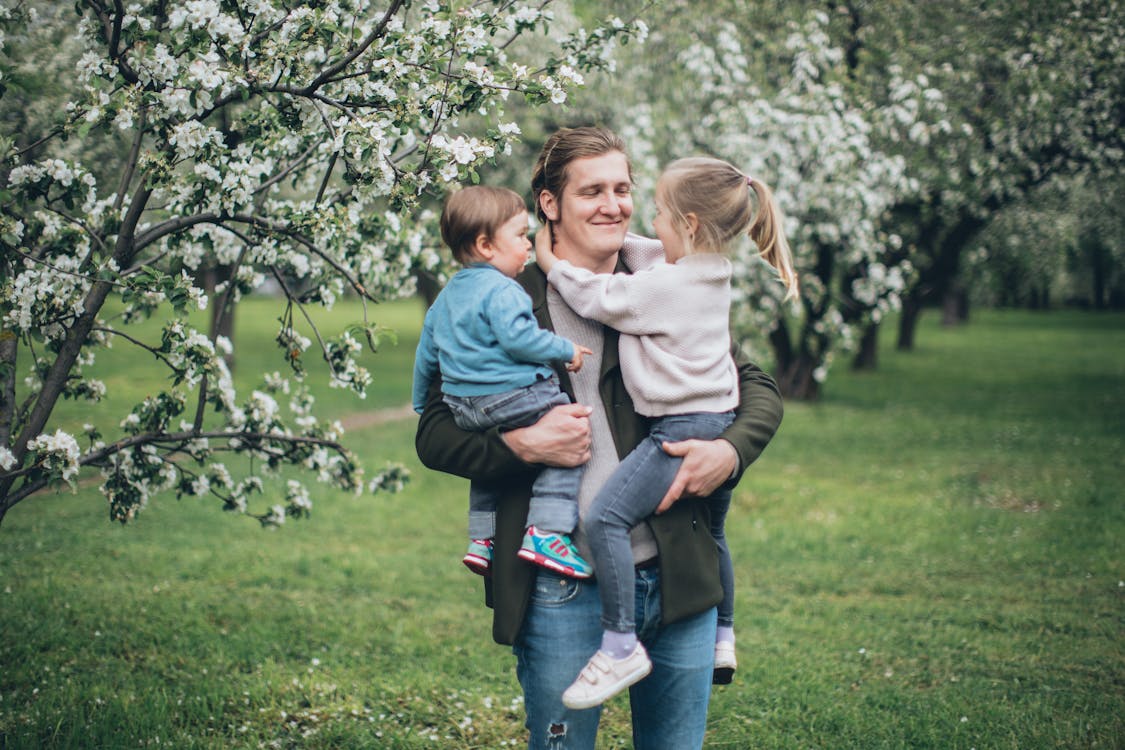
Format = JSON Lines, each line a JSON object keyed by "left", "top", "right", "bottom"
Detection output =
{"left": 0, "top": 1, "right": 644, "bottom": 519}
{"left": 614, "top": 11, "right": 922, "bottom": 389}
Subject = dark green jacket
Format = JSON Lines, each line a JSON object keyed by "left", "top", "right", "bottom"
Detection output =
{"left": 415, "top": 261, "right": 784, "bottom": 645}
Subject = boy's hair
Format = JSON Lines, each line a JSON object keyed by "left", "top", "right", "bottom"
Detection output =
{"left": 658, "top": 157, "right": 799, "bottom": 300}
{"left": 531, "top": 126, "right": 632, "bottom": 223}
{"left": 440, "top": 185, "right": 527, "bottom": 264}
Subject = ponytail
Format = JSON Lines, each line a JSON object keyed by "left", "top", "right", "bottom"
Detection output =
{"left": 748, "top": 178, "right": 799, "bottom": 301}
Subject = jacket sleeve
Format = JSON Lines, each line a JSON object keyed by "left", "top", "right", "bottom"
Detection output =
{"left": 487, "top": 284, "right": 575, "bottom": 365}
{"left": 546, "top": 260, "right": 669, "bottom": 336}
{"left": 411, "top": 320, "right": 439, "bottom": 415}
{"left": 722, "top": 343, "right": 784, "bottom": 480}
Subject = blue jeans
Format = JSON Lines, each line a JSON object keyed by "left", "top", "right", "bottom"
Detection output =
{"left": 445, "top": 376, "right": 582, "bottom": 539}
{"left": 513, "top": 568, "right": 716, "bottom": 749}
{"left": 585, "top": 411, "right": 737, "bottom": 633}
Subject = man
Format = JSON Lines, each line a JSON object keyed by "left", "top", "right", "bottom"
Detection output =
{"left": 415, "top": 126, "right": 783, "bottom": 749}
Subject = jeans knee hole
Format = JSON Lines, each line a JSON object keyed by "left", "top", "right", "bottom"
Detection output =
{"left": 547, "top": 722, "right": 566, "bottom": 744}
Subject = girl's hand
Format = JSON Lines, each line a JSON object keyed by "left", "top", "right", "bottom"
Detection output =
{"left": 566, "top": 344, "right": 594, "bottom": 373}
{"left": 535, "top": 222, "right": 558, "bottom": 273}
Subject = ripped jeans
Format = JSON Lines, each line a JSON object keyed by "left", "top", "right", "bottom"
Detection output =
{"left": 512, "top": 567, "right": 715, "bottom": 749}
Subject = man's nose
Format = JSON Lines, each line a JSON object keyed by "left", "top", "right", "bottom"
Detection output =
{"left": 597, "top": 191, "right": 621, "bottom": 215}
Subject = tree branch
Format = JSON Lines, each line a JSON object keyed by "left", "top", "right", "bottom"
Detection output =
{"left": 300, "top": 0, "right": 406, "bottom": 96}
{"left": 114, "top": 107, "right": 147, "bottom": 214}
{"left": 2, "top": 428, "right": 351, "bottom": 510}
{"left": 1, "top": 180, "right": 152, "bottom": 504}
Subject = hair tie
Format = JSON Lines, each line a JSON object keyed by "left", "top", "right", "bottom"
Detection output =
{"left": 745, "top": 175, "right": 755, "bottom": 186}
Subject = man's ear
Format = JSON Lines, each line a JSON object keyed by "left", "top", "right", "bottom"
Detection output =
{"left": 539, "top": 191, "right": 560, "bottom": 222}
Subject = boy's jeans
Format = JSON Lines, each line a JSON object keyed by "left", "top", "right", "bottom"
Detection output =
{"left": 444, "top": 376, "right": 582, "bottom": 539}
{"left": 584, "top": 410, "right": 736, "bottom": 633}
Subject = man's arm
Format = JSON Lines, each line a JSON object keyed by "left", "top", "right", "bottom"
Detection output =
{"left": 414, "top": 377, "right": 592, "bottom": 481}
{"left": 656, "top": 347, "right": 783, "bottom": 511}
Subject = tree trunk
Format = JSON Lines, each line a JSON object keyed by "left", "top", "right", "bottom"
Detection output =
{"left": 202, "top": 265, "right": 237, "bottom": 371}
{"left": 852, "top": 321, "right": 879, "bottom": 370}
{"left": 941, "top": 284, "right": 969, "bottom": 326}
{"left": 775, "top": 355, "right": 821, "bottom": 401}
{"left": 415, "top": 269, "right": 442, "bottom": 309}
{"left": 898, "top": 294, "right": 922, "bottom": 350}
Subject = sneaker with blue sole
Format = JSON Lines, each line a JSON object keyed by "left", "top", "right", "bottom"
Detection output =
{"left": 517, "top": 526, "right": 593, "bottom": 578}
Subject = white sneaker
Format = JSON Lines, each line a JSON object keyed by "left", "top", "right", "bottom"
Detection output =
{"left": 713, "top": 641, "right": 737, "bottom": 685}
{"left": 562, "top": 644, "right": 653, "bottom": 710}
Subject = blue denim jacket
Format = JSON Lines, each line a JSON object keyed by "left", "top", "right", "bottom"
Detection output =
{"left": 412, "top": 263, "right": 575, "bottom": 413}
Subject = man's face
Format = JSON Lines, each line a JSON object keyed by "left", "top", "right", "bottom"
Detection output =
{"left": 541, "top": 151, "right": 633, "bottom": 271}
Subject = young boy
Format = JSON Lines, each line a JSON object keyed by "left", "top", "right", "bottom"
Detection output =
{"left": 412, "top": 185, "right": 593, "bottom": 578}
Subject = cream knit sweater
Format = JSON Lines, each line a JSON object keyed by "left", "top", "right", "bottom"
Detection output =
{"left": 547, "top": 233, "right": 739, "bottom": 418}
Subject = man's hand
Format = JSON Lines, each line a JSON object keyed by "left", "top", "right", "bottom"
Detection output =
{"left": 656, "top": 439, "right": 738, "bottom": 513}
{"left": 501, "top": 403, "right": 593, "bottom": 467}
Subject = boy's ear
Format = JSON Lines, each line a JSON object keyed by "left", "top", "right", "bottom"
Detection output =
{"left": 473, "top": 233, "right": 494, "bottom": 259}
{"left": 539, "top": 191, "right": 560, "bottom": 222}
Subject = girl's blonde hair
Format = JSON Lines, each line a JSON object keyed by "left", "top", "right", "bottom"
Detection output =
{"left": 658, "top": 157, "right": 799, "bottom": 300}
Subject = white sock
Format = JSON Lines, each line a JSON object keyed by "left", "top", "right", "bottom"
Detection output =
{"left": 716, "top": 626, "right": 736, "bottom": 645}
{"left": 601, "top": 630, "right": 637, "bottom": 660}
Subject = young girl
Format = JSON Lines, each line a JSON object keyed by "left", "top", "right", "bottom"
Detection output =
{"left": 412, "top": 185, "right": 594, "bottom": 579}
{"left": 535, "top": 157, "right": 798, "bottom": 709}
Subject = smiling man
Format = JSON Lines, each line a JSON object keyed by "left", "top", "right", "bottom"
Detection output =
{"left": 415, "top": 126, "right": 784, "bottom": 749}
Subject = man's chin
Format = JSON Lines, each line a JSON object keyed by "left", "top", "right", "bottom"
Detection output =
{"left": 592, "top": 228, "right": 629, "bottom": 252}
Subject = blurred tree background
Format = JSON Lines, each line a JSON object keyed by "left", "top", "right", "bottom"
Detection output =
{"left": 2, "top": 0, "right": 1122, "bottom": 522}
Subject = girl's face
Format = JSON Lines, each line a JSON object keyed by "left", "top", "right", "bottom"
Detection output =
{"left": 653, "top": 185, "right": 688, "bottom": 263}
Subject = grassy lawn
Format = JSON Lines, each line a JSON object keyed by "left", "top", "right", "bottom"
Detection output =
{"left": 1, "top": 304, "right": 1122, "bottom": 748}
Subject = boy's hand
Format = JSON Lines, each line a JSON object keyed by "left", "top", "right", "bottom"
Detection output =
{"left": 534, "top": 223, "right": 558, "bottom": 273}
{"left": 566, "top": 344, "right": 594, "bottom": 373}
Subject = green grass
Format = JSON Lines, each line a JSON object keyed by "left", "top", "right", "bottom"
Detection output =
{"left": 2, "top": 306, "right": 1123, "bottom": 748}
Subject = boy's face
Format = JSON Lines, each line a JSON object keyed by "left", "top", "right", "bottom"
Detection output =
{"left": 480, "top": 210, "right": 531, "bottom": 278}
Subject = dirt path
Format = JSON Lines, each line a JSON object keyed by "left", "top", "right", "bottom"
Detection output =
{"left": 337, "top": 403, "right": 417, "bottom": 431}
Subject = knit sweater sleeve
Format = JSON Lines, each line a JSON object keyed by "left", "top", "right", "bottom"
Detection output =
{"left": 546, "top": 259, "right": 668, "bottom": 336}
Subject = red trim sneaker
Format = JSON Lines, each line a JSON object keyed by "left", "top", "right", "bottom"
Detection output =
{"left": 463, "top": 538, "right": 493, "bottom": 576}
{"left": 516, "top": 526, "right": 593, "bottom": 579}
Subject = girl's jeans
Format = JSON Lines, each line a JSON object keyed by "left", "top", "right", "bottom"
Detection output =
{"left": 513, "top": 568, "right": 716, "bottom": 749}
{"left": 444, "top": 376, "right": 582, "bottom": 539}
{"left": 585, "top": 410, "right": 737, "bottom": 633}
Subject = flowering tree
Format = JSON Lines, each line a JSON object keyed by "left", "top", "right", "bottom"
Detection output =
{"left": 580, "top": 9, "right": 922, "bottom": 399}
{"left": 0, "top": 1, "right": 644, "bottom": 527}
{"left": 846, "top": 0, "right": 1125, "bottom": 347}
